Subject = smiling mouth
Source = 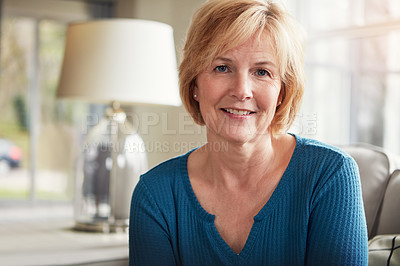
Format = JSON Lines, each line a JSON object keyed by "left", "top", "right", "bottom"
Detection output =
{"left": 222, "top": 108, "right": 255, "bottom": 116}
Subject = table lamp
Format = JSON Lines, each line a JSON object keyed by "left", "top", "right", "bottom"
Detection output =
{"left": 57, "top": 19, "right": 181, "bottom": 232}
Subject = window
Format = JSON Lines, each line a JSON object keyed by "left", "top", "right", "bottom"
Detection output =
{"left": 296, "top": 0, "right": 400, "bottom": 153}
{"left": 0, "top": 0, "right": 105, "bottom": 202}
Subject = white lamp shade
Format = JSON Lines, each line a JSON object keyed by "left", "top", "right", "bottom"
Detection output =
{"left": 57, "top": 19, "right": 181, "bottom": 106}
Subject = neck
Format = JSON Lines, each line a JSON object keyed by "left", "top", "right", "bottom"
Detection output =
{"left": 200, "top": 134, "right": 280, "bottom": 189}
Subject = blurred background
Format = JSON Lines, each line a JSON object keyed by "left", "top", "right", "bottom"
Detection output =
{"left": 0, "top": 0, "right": 399, "bottom": 205}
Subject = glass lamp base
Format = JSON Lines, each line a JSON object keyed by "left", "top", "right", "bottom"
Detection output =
{"left": 74, "top": 220, "right": 128, "bottom": 233}
{"left": 74, "top": 103, "right": 148, "bottom": 234}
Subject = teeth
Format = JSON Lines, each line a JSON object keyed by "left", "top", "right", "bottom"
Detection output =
{"left": 225, "top": 108, "right": 251, "bottom": 115}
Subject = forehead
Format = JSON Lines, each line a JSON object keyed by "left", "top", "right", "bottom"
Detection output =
{"left": 218, "top": 31, "right": 277, "bottom": 62}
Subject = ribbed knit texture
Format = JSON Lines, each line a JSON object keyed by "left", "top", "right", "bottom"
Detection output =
{"left": 129, "top": 135, "right": 368, "bottom": 265}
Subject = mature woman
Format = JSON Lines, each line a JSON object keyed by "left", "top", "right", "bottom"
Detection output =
{"left": 129, "top": 0, "right": 368, "bottom": 265}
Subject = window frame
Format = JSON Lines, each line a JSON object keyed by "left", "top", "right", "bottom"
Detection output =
{"left": 0, "top": 0, "right": 101, "bottom": 204}
{"left": 298, "top": 0, "right": 400, "bottom": 153}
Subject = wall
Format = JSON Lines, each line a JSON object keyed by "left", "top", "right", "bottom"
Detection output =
{"left": 2, "top": 0, "right": 90, "bottom": 22}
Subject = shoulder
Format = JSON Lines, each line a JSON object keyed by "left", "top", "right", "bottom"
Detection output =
{"left": 131, "top": 150, "right": 194, "bottom": 219}
{"left": 293, "top": 134, "right": 355, "bottom": 166}
{"left": 133, "top": 149, "right": 195, "bottom": 202}
{"left": 291, "top": 136, "right": 363, "bottom": 211}
{"left": 139, "top": 150, "right": 192, "bottom": 187}
{"left": 290, "top": 134, "right": 359, "bottom": 187}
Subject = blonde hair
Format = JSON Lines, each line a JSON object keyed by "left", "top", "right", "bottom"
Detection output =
{"left": 179, "top": 0, "right": 305, "bottom": 134}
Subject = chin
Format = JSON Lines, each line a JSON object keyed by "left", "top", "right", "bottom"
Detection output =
{"left": 216, "top": 126, "right": 268, "bottom": 144}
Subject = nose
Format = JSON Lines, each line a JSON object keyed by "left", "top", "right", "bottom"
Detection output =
{"left": 230, "top": 72, "right": 252, "bottom": 101}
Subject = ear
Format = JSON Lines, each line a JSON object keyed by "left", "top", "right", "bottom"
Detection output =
{"left": 193, "top": 85, "right": 199, "bottom": 102}
{"left": 277, "top": 87, "right": 283, "bottom": 106}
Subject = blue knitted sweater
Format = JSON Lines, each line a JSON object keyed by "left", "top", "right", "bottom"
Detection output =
{"left": 129, "top": 135, "right": 368, "bottom": 265}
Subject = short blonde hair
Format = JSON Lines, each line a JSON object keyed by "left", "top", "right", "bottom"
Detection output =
{"left": 179, "top": 0, "right": 305, "bottom": 134}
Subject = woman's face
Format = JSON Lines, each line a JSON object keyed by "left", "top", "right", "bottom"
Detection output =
{"left": 194, "top": 32, "right": 282, "bottom": 144}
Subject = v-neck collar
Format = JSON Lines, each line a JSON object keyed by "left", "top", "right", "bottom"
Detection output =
{"left": 180, "top": 134, "right": 301, "bottom": 261}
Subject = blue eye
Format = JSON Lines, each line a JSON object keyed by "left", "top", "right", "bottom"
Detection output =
{"left": 215, "top": 65, "right": 228, "bottom": 72}
{"left": 256, "top": 69, "right": 269, "bottom": 77}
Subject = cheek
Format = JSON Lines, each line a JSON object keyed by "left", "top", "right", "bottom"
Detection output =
{"left": 198, "top": 80, "right": 226, "bottom": 103}
{"left": 257, "top": 83, "right": 281, "bottom": 107}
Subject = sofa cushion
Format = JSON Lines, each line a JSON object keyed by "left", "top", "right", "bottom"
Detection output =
{"left": 343, "top": 145, "right": 396, "bottom": 238}
{"left": 376, "top": 170, "right": 400, "bottom": 235}
{"left": 368, "top": 234, "right": 400, "bottom": 266}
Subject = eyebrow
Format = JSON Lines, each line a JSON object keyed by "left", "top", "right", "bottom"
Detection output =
{"left": 214, "top": 57, "right": 233, "bottom": 63}
{"left": 255, "top": 61, "right": 277, "bottom": 68}
{"left": 214, "top": 57, "right": 277, "bottom": 68}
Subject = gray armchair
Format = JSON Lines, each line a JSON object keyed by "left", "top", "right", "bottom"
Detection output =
{"left": 343, "top": 144, "right": 400, "bottom": 239}
{"left": 342, "top": 144, "right": 400, "bottom": 264}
